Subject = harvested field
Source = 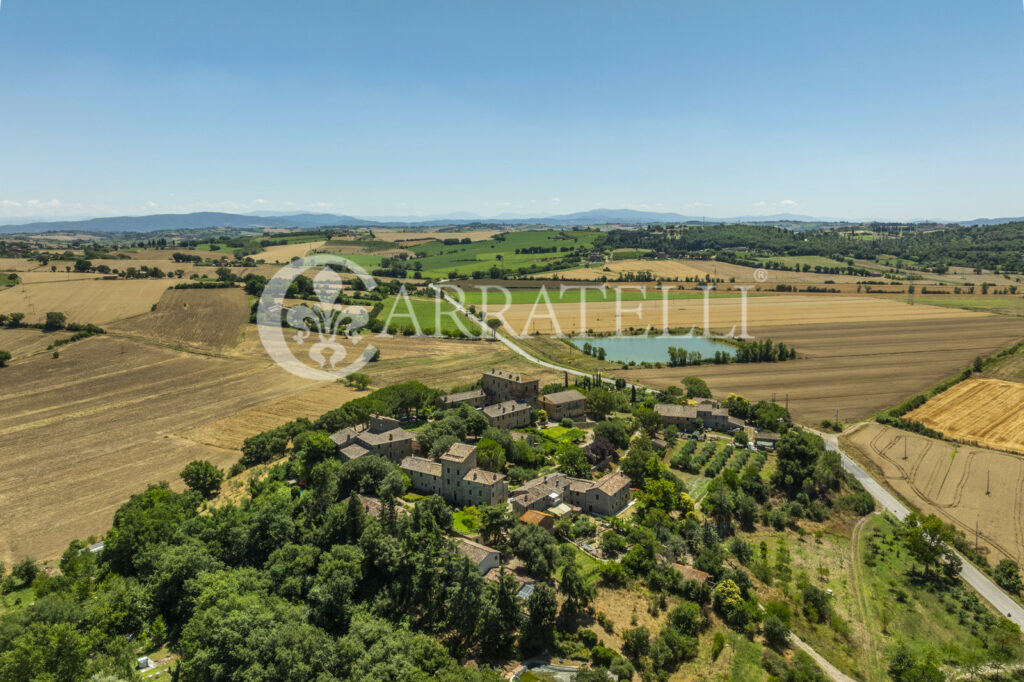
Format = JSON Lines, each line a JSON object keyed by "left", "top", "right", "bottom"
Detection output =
{"left": 0, "top": 279, "right": 172, "bottom": 325}
{"left": 0, "top": 328, "right": 72, "bottom": 359}
{"left": 491, "top": 294, "right": 983, "bottom": 336}
{"left": 252, "top": 240, "right": 325, "bottom": 263}
{"left": 112, "top": 288, "right": 251, "bottom": 352}
{"left": 843, "top": 423, "right": 1024, "bottom": 564}
{"left": 906, "top": 378, "right": 1024, "bottom": 454}
{"left": 549, "top": 258, "right": 866, "bottom": 284}
{"left": 627, "top": 316, "right": 1024, "bottom": 424}
{"left": 0, "top": 335, "right": 316, "bottom": 565}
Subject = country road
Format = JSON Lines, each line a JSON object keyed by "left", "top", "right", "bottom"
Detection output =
{"left": 813, "top": 429, "right": 1024, "bottom": 631}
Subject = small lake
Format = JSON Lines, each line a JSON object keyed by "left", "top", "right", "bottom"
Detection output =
{"left": 569, "top": 335, "right": 736, "bottom": 363}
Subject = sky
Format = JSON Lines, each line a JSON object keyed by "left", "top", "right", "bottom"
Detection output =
{"left": 1, "top": 0, "right": 1023, "bottom": 223}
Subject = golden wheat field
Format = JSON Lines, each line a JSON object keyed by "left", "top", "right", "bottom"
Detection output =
{"left": 0, "top": 278, "right": 173, "bottom": 325}
{"left": 627, "top": 315, "right": 1024, "bottom": 424}
{"left": 843, "top": 423, "right": 1024, "bottom": 564}
{"left": 252, "top": 240, "right": 326, "bottom": 263}
{"left": 490, "top": 294, "right": 983, "bottom": 335}
{"left": 906, "top": 378, "right": 1024, "bottom": 454}
{"left": 112, "top": 287, "right": 251, "bottom": 351}
{"left": 550, "top": 258, "right": 867, "bottom": 284}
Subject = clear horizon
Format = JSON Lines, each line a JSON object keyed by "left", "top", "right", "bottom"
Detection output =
{"left": 2, "top": 1, "right": 1024, "bottom": 223}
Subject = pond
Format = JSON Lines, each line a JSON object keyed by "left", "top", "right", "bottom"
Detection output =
{"left": 569, "top": 335, "right": 736, "bottom": 364}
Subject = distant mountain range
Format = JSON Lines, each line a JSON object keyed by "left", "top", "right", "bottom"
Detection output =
{"left": 0, "top": 208, "right": 1020, "bottom": 234}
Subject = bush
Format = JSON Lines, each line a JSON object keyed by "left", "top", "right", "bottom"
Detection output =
{"left": 711, "top": 631, "right": 725, "bottom": 660}
{"left": 763, "top": 615, "right": 789, "bottom": 650}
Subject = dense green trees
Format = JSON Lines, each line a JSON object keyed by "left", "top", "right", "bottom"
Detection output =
{"left": 180, "top": 460, "right": 224, "bottom": 498}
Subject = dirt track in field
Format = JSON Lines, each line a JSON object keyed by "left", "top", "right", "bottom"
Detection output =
{"left": 907, "top": 378, "right": 1024, "bottom": 455}
{"left": 843, "top": 423, "right": 1024, "bottom": 565}
{"left": 627, "top": 316, "right": 1024, "bottom": 424}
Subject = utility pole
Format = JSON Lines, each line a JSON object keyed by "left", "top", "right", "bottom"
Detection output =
{"left": 987, "top": 470, "right": 990, "bottom": 495}
{"left": 976, "top": 519, "right": 980, "bottom": 552}
{"left": 771, "top": 392, "right": 776, "bottom": 404}
{"left": 903, "top": 437, "right": 907, "bottom": 460}
{"left": 785, "top": 394, "right": 789, "bottom": 412}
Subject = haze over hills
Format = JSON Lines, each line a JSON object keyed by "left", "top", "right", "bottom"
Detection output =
{"left": 0, "top": 208, "right": 1021, "bottom": 235}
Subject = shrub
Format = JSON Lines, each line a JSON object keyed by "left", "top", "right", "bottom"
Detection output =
{"left": 711, "top": 631, "right": 725, "bottom": 660}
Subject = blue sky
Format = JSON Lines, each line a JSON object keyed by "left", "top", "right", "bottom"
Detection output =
{"left": 1, "top": 0, "right": 1023, "bottom": 222}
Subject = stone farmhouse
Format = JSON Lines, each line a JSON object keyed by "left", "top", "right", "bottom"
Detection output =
{"left": 401, "top": 442, "right": 509, "bottom": 507}
{"left": 510, "top": 470, "right": 632, "bottom": 517}
{"left": 481, "top": 369, "right": 539, "bottom": 406}
{"left": 654, "top": 402, "right": 745, "bottom": 433}
{"left": 483, "top": 400, "right": 532, "bottom": 429}
{"left": 539, "top": 389, "right": 586, "bottom": 422}
{"left": 330, "top": 415, "right": 416, "bottom": 463}
{"left": 454, "top": 537, "right": 501, "bottom": 574}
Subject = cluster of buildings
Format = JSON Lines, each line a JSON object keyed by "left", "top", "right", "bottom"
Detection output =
{"left": 400, "top": 442, "right": 509, "bottom": 507}
{"left": 329, "top": 414, "right": 416, "bottom": 463}
{"left": 510, "top": 470, "right": 632, "bottom": 517}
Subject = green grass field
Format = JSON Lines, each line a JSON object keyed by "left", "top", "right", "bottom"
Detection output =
{"left": 406, "top": 229, "right": 601, "bottom": 278}
{"left": 759, "top": 255, "right": 852, "bottom": 269}
{"left": 378, "top": 295, "right": 483, "bottom": 337}
{"left": 0, "top": 272, "right": 19, "bottom": 286}
{"left": 911, "top": 295, "right": 1024, "bottom": 314}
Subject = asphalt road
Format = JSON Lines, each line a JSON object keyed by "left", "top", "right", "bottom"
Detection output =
{"left": 815, "top": 430, "right": 1024, "bottom": 631}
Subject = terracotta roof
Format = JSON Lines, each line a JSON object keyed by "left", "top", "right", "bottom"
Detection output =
{"left": 519, "top": 509, "right": 555, "bottom": 526}
{"left": 542, "top": 389, "right": 585, "bottom": 405}
{"left": 484, "top": 369, "right": 534, "bottom": 383}
{"left": 440, "top": 442, "right": 477, "bottom": 463}
{"left": 455, "top": 537, "right": 498, "bottom": 565}
{"left": 400, "top": 456, "right": 442, "bottom": 477}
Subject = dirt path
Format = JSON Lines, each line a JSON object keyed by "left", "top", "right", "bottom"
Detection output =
{"left": 850, "top": 512, "right": 879, "bottom": 679}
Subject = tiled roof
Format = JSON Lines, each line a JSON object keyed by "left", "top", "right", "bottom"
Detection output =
{"left": 329, "top": 427, "right": 360, "bottom": 446}
{"left": 341, "top": 443, "right": 370, "bottom": 460}
{"left": 542, "top": 389, "right": 585, "bottom": 405}
{"left": 455, "top": 537, "right": 498, "bottom": 565}
{"left": 359, "top": 427, "right": 414, "bottom": 446}
{"left": 483, "top": 400, "right": 531, "bottom": 418}
{"left": 400, "top": 456, "right": 442, "bottom": 477}
{"left": 654, "top": 403, "right": 698, "bottom": 419}
{"left": 441, "top": 442, "right": 477, "bottom": 463}
{"left": 442, "top": 389, "right": 486, "bottom": 404}
{"left": 595, "top": 471, "right": 631, "bottom": 495}
{"left": 519, "top": 509, "right": 555, "bottom": 525}
{"left": 463, "top": 468, "right": 505, "bottom": 485}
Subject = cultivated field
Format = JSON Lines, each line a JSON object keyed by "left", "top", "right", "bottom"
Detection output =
{"left": 0, "top": 317, "right": 560, "bottom": 564}
{"left": 550, "top": 258, "right": 867, "bottom": 284}
{"left": 373, "top": 229, "right": 503, "bottom": 242}
{"left": 490, "top": 294, "right": 984, "bottom": 336}
{"left": 906, "top": 378, "right": 1024, "bottom": 454}
{"left": 112, "top": 287, "right": 251, "bottom": 352}
{"left": 0, "top": 278, "right": 173, "bottom": 325}
{"left": 843, "top": 423, "right": 1024, "bottom": 564}
{"left": 0, "top": 328, "right": 72, "bottom": 360}
{"left": 627, "top": 315, "right": 1024, "bottom": 424}
{"left": 252, "top": 240, "right": 326, "bottom": 263}
{"left": 0, "top": 335, "right": 316, "bottom": 565}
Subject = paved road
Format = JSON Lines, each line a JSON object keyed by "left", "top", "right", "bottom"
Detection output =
{"left": 814, "top": 428, "right": 1024, "bottom": 631}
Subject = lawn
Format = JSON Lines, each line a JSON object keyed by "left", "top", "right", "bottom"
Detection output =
{"left": 378, "top": 295, "right": 484, "bottom": 337}
{"left": 453, "top": 508, "right": 482, "bottom": 535}
{"left": 0, "top": 272, "right": 19, "bottom": 286}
